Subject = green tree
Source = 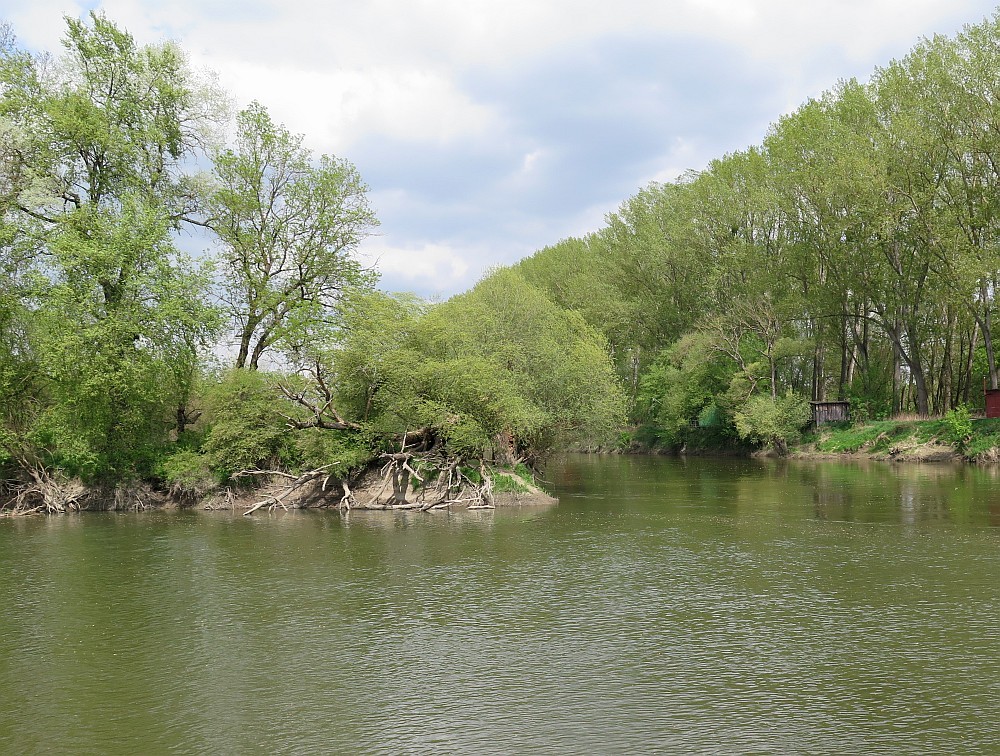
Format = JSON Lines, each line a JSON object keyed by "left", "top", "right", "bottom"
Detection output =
{"left": 0, "top": 13, "right": 222, "bottom": 477}
{"left": 326, "top": 271, "right": 626, "bottom": 465}
{"left": 207, "top": 102, "right": 378, "bottom": 370}
{"left": 637, "top": 331, "right": 736, "bottom": 448}
{"left": 421, "top": 269, "right": 627, "bottom": 459}
{"left": 734, "top": 392, "right": 811, "bottom": 455}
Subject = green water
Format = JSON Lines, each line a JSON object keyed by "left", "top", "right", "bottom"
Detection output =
{"left": 2, "top": 455, "right": 999, "bottom": 754}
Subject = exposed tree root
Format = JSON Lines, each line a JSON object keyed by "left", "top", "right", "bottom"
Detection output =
{"left": 1, "top": 462, "right": 87, "bottom": 515}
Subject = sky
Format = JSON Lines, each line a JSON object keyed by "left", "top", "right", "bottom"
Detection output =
{"left": 2, "top": 0, "right": 999, "bottom": 298}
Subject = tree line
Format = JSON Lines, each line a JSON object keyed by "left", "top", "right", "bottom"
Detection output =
{"left": 0, "top": 13, "right": 624, "bottom": 502}
{"left": 516, "top": 13, "right": 1000, "bottom": 451}
{"left": 5, "top": 9, "right": 998, "bottom": 498}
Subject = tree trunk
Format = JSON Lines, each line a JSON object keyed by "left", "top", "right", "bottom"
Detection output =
{"left": 391, "top": 466, "right": 410, "bottom": 505}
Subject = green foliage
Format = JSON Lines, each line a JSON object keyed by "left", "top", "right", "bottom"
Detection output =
{"left": 208, "top": 102, "right": 378, "bottom": 369}
{"left": 158, "top": 448, "right": 216, "bottom": 500}
{"left": 292, "top": 428, "right": 374, "bottom": 474}
{"left": 0, "top": 14, "right": 223, "bottom": 480}
{"left": 964, "top": 419, "right": 1000, "bottom": 459}
{"left": 734, "top": 392, "right": 811, "bottom": 454}
{"left": 810, "top": 415, "right": 1000, "bottom": 460}
{"left": 438, "top": 269, "right": 627, "bottom": 453}
{"left": 335, "top": 271, "right": 626, "bottom": 462}
{"left": 943, "top": 405, "right": 974, "bottom": 450}
{"left": 637, "top": 332, "right": 736, "bottom": 448}
{"left": 512, "top": 463, "right": 535, "bottom": 483}
{"left": 201, "top": 369, "right": 295, "bottom": 479}
{"left": 14, "top": 10, "right": 1000, "bottom": 490}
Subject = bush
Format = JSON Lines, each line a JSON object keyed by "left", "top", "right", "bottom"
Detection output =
{"left": 293, "top": 427, "right": 374, "bottom": 474}
{"left": 944, "top": 405, "right": 974, "bottom": 450}
{"left": 158, "top": 448, "right": 216, "bottom": 500}
{"left": 734, "top": 392, "right": 811, "bottom": 455}
{"left": 201, "top": 369, "right": 297, "bottom": 479}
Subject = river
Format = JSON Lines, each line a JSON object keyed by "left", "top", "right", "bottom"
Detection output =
{"left": 1, "top": 455, "right": 999, "bottom": 754}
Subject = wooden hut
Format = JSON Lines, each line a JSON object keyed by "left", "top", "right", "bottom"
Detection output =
{"left": 810, "top": 400, "right": 850, "bottom": 427}
{"left": 986, "top": 388, "right": 1000, "bottom": 419}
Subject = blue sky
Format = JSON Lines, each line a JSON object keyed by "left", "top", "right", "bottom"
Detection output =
{"left": 3, "top": 0, "right": 999, "bottom": 297}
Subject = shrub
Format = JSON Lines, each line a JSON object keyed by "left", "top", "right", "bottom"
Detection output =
{"left": 201, "top": 369, "right": 296, "bottom": 479}
{"left": 158, "top": 448, "right": 216, "bottom": 501}
{"left": 944, "top": 405, "right": 973, "bottom": 451}
{"left": 734, "top": 392, "right": 811, "bottom": 455}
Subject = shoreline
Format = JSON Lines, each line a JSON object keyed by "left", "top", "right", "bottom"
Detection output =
{"left": 1, "top": 466, "right": 558, "bottom": 516}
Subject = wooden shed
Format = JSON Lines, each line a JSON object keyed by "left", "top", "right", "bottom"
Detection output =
{"left": 811, "top": 400, "right": 850, "bottom": 427}
{"left": 986, "top": 388, "right": 1000, "bottom": 418}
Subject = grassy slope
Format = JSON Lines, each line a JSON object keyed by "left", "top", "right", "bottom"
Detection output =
{"left": 797, "top": 418, "right": 1000, "bottom": 462}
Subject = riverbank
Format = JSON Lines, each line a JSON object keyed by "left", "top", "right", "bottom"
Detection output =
{"left": 791, "top": 417, "right": 1000, "bottom": 464}
{"left": 0, "top": 461, "right": 557, "bottom": 516}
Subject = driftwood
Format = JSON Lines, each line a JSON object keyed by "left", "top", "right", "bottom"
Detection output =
{"left": 365, "top": 433, "right": 497, "bottom": 510}
{"left": 2, "top": 460, "right": 87, "bottom": 515}
{"left": 277, "top": 361, "right": 362, "bottom": 432}
{"left": 236, "top": 464, "right": 337, "bottom": 516}
{"left": 235, "top": 425, "right": 506, "bottom": 515}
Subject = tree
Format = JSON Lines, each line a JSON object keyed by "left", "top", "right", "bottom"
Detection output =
{"left": 0, "top": 13, "right": 223, "bottom": 476}
{"left": 322, "top": 271, "right": 626, "bottom": 465}
{"left": 422, "top": 269, "right": 627, "bottom": 459}
{"left": 636, "top": 331, "right": 737, "bottom": 448}
{"left": 207, "top": 102, "right": 378, "bottom": 370}
{"left": 597, "top": 180, "right": 710, "bottom": 395}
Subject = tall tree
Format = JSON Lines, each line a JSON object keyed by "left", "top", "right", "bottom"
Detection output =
{"left": 207, "top": 102, "right": 378, "bottom": 370}
{"left": 0, "top": 13, "right": 222, "bottom": 475}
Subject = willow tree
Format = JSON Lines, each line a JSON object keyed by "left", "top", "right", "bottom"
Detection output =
{"left": 207, "top": 102, "right": 378, "bottom": 370}
{"left": 0, "top": 13, "right": 222, "bottom": 476}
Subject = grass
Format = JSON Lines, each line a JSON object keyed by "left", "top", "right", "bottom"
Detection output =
{"left": 492, "top": 472, "right": 532, "bottom": 494}
{"left": 491, "top": 462, "right": 539, "bottom": 495}
{"left": 807, "top": 416, "right": 1000, "bottom": 460}
{"left": 811, "top": 419, "right": 911, "bottom": 454}
{"left": 964, "top": 418, "right": 1000, "bottom": 458}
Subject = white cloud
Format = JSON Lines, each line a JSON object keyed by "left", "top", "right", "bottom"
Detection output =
{"left": 643, "top": 138, "right": 708, "bottom": 185}
{"left": 194, "top": 56, "right": 504, "bottom": 154}
{"left": 17, "top": 0, "right": 992, "bottom": 155}
{"left": 4, "top": 0, "right": 998, "bottom": 298}
{"left": 2, "top": 0, "right": 85, "bottom": 51}
{"left": 358, "top": 239, "right": 472, "bottom": 293}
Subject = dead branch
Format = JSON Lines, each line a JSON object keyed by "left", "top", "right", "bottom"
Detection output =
{"left": 340, "top": 481, "right": 355, "bottom": 510}
{"left": 277, "top": 377, "right": 361, "bottom": 432}
{"left": 233, "top": 469, "right": 298, "bottom": 481}
{"left": 241, "top": 464, "right": 337, "bottom": 516}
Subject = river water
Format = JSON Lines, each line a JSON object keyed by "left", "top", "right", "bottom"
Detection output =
{"left": 2, "top": 455, "right": 999, "bottom": 754}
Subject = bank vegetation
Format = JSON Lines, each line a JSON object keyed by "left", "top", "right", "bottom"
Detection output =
{"left": 0, "top": 15, "right": 623, "bottom": 514}
{"left": 514, "top": 11, "right": 1000, "bottom": 457}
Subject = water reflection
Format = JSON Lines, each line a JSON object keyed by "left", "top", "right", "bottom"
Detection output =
{"left": 551, "top": 454, "right": 1000, "bottom": 528}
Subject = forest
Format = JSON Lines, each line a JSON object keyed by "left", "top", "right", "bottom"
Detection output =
{"left": 3, "top": 12, "right": 1000, "bottom": 510}
{"left": 517, "top": 12, "right": 1000, "bottom": 453}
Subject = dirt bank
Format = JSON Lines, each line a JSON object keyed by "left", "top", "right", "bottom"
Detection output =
{"left": 2, "top": 465, "right": 557, "bottom": 516}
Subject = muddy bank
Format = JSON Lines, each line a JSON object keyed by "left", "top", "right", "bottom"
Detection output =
{"left": 201, "top": 468, "right": 557, "bottom": 514}
{"left": 787, "top": 443, "right": 962, "bottom": 464}
{"left": 2, "top": 465, "right": 557, "bottom": 516}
